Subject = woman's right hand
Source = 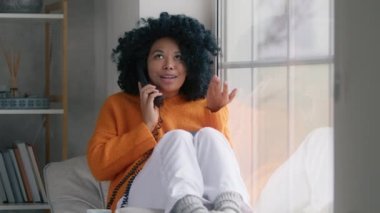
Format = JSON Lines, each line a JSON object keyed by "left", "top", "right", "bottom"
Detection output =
{"left": 138, "top": 82, "right": 162, "bottom": 131}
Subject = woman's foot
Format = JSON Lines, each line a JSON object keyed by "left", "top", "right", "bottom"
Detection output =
{"left": 212, "top": 192, "right": 243, "bottom": 213}
{"left": 171, "top": 195, "right": 208, "bottom": 213}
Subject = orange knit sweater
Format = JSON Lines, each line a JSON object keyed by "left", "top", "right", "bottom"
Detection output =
{"left": 87, "top": 92, "right": 231, "bottom": 211}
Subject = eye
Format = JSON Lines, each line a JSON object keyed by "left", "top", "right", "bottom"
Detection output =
{"left": 153, "top": 53, "right": 164, "bottom": 59}
{"left": 174, "top": 53, "right": 182, "bottom": 61}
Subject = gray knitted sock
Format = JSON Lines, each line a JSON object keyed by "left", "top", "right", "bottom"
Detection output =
{"left": 170, "top": 195, "right": 208, "bottom": 213}
{"left": 213, "top": 191, "right": 243, "bottom": 213}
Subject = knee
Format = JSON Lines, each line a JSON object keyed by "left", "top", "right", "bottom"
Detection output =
{"left": 197, "top": 127, "right": 221, "bottom": 136}
{"left": 155, "top": 129, "right": 195, "bottom": 156}
{"left": 157, "top": 129, "right": 193, "bottom": 147}
{"left": 194, "top": 127, "right": 229, "bottom": 147}
{"left": 165, "top": 129, "right": 193, "bottom": 140}
{"left": 196, "top": 127, "right": 226, "bottom": 141}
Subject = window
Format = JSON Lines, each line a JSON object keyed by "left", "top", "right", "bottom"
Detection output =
{"left": 217, "top": 0, "right": 334, "bottom": 211}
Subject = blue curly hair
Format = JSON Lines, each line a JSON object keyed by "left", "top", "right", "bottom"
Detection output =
{"left": 111, "top": 12, "right": 219, "bottom": 100}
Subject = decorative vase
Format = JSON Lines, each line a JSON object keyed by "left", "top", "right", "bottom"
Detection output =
{"left": 0, "top": 0, "right": 43, "bottom": 13}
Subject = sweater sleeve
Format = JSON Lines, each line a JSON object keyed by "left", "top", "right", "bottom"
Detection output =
{"left": 204, "top": 106, "right": 232, "bottom": 145}
{"left": 87, "top": 96, "right": 156, "bottom": 181}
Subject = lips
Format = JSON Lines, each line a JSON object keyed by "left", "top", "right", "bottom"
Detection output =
{"left": 160, "top": 74, "right": 177, "bottom": 80}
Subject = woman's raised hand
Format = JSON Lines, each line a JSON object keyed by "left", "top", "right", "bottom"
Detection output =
{"left": 138, "top": 82, "right": 162, "bottom": 131}
{"left": 206, "top": 75, "right": 238, "bottom": 112}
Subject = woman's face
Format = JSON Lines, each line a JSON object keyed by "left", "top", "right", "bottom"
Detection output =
{"left": 147, "top": 37, "right": 187, "bottom": 98}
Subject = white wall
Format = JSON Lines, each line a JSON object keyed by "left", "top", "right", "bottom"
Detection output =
{"left": 334, "top": 0, "right": 380, "bottom": 211}
{"left": 139, "top": 0, "right": 214, "bottom": 29}
{"left": 105, "top": 0, "right": 140, "bottom": 95}
{"left": 57, "top": 0, "right": 140, "bottom": 159}
{"left": 94, "top": 0, "right": 140, "bottom": 99}
{"left": 93, "top": 0, "right": 108, "bottom": 111}
{"left": 61, "top": 0, "right": 97, "bottom": 159}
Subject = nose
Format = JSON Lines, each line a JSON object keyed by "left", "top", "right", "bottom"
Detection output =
{"left": 163, "top": 58, "right": 174, "bottom": 70}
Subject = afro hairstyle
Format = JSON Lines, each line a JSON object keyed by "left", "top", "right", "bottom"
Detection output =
{"left": 111, "top": 12, "right": 219, "bottom": 101}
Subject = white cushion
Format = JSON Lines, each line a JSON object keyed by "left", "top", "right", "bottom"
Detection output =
{"left": 44, "top": 156, "right": 164, "bottom": 213}
{"left": 44, "top": 155, "right": 109, "bottom": 213}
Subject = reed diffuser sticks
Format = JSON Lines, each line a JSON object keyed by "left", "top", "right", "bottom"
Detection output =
{"left": 1, "top": 40, "right": 21, "bottom": 97}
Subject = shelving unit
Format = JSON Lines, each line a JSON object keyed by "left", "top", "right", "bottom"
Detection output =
{"left": 0, "top": 203, "right": 50, "bottom": 210}
{"left": 0, "top": 109, "right": 64, "bottom": 115}
{"left": 0, "top": 13, "right": 63, "bottom": 20}
{"left": 0, "top": 0, "right": 68, "bottom": 211}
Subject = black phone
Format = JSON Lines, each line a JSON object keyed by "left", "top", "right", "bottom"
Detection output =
{"left": 137, "top": 63, "right": 164, "bottom": 107}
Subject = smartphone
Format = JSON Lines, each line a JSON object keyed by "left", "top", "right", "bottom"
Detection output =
{"left": 137, "top": 63, "right": 164, "bottom": 107}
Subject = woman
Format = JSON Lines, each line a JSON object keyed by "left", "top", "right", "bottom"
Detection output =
{"left": 87, "top": 12, "right": 251, "bottom": 213}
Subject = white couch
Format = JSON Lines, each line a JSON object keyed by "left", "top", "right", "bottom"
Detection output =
{"left": 43, "top": 156, "right": 163, "bottom": 213}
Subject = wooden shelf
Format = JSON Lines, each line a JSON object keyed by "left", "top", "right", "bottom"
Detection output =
{"left": 0, "top": 13, "right": 63, "bottom": 20}
{"left": 0, "top": 203, "right": 50, "bottom": 210}
{"left": 0, "top": 109, "right": 64, "bottom": 114}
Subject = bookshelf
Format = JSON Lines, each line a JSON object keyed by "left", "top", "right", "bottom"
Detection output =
{"left": 0, "top": 109, "right": 64, "bottom": 115}
{"left": 0, "top": 203, "right": 49, "bottom": 210}
{"left": 0, "top": 0, "right": 68, "bottom": 210}
{"left": 0, "top": 13, "right": 63, "bottom": 20}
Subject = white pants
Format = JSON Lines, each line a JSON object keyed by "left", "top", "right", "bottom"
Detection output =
{"left": 117, "top": 127, "right": 251, "bottom": 213}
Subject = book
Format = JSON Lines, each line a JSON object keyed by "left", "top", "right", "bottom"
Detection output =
{"left": 0, "top": 152, "right": 15, "bottom": 203}
{"left": 15, "top": 142, "right": 41, "bottom": 202}
{"left": 27, "top": 144, "right": 48, "bottom": 203}
{"left": 9, "top": 149, "right": 28, "bottom": 202}
{"left": 0, "top": 170, "right": 7, "bottom": 203}
{"left": 14, "top": 147, "right": 33, "bottom": 202}
{"left": 2, "top": 150, "right": 23, "bottom": 203}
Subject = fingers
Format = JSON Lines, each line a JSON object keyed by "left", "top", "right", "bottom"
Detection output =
{"left": 212, "top": 74, "right": 220, "bottom": 83}
{"left": 207, "top": 75, "right": 238, "bottom": 112}
{"left": 209, "top": 75, "right": 237, "bottom": 100}
{"left": 224, "top": 81, "right": 238, "bottom": 103}
{"left": 222, "top": 81, "right": 229, "bottom": 97}
{"left": 138, "top": 82, "right": 142, "bottom": 90}
{"left": 139, "top": 84, "right": 159, "bottom": 97}
{"left": 139, "top": 83, "right": 162, "bottom": 106}
{"left": 208, "top": 75, "right": 220, "bottom": 92}
{"left": 147, "top": 91, "right": 162, "bottom": 105}
{"left": 228, "top": 88, "right": 238, "bottom": 103}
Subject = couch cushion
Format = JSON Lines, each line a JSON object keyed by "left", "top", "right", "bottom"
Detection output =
{"left": 44, "top": 155, "right": 110, "bottom": 213}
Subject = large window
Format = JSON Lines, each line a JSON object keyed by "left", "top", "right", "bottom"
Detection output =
{"left": 217, "top": 0, "right": 334, "bottom": 212}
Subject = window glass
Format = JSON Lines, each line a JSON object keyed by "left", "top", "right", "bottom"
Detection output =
{"left": 223, "top": 0, "right": 333, "bottom": 61}
{"left": 254, "top": 0, "right": 288, "bottom": 60}
{"left": 226, "top": 65, "right": 333, "bottom": 209}
{"left": 219, "top": 0, "right": 334, "bottom": 206}
{"left": 290, "top": 0, "right": 332, "bottom": 58}
{"left": 224, "top": 0, "right": 253, "bottom": 61}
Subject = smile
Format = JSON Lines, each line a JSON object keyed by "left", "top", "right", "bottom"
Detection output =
{"left": 160, "top": 75, "right": 177, "bottom": 79}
